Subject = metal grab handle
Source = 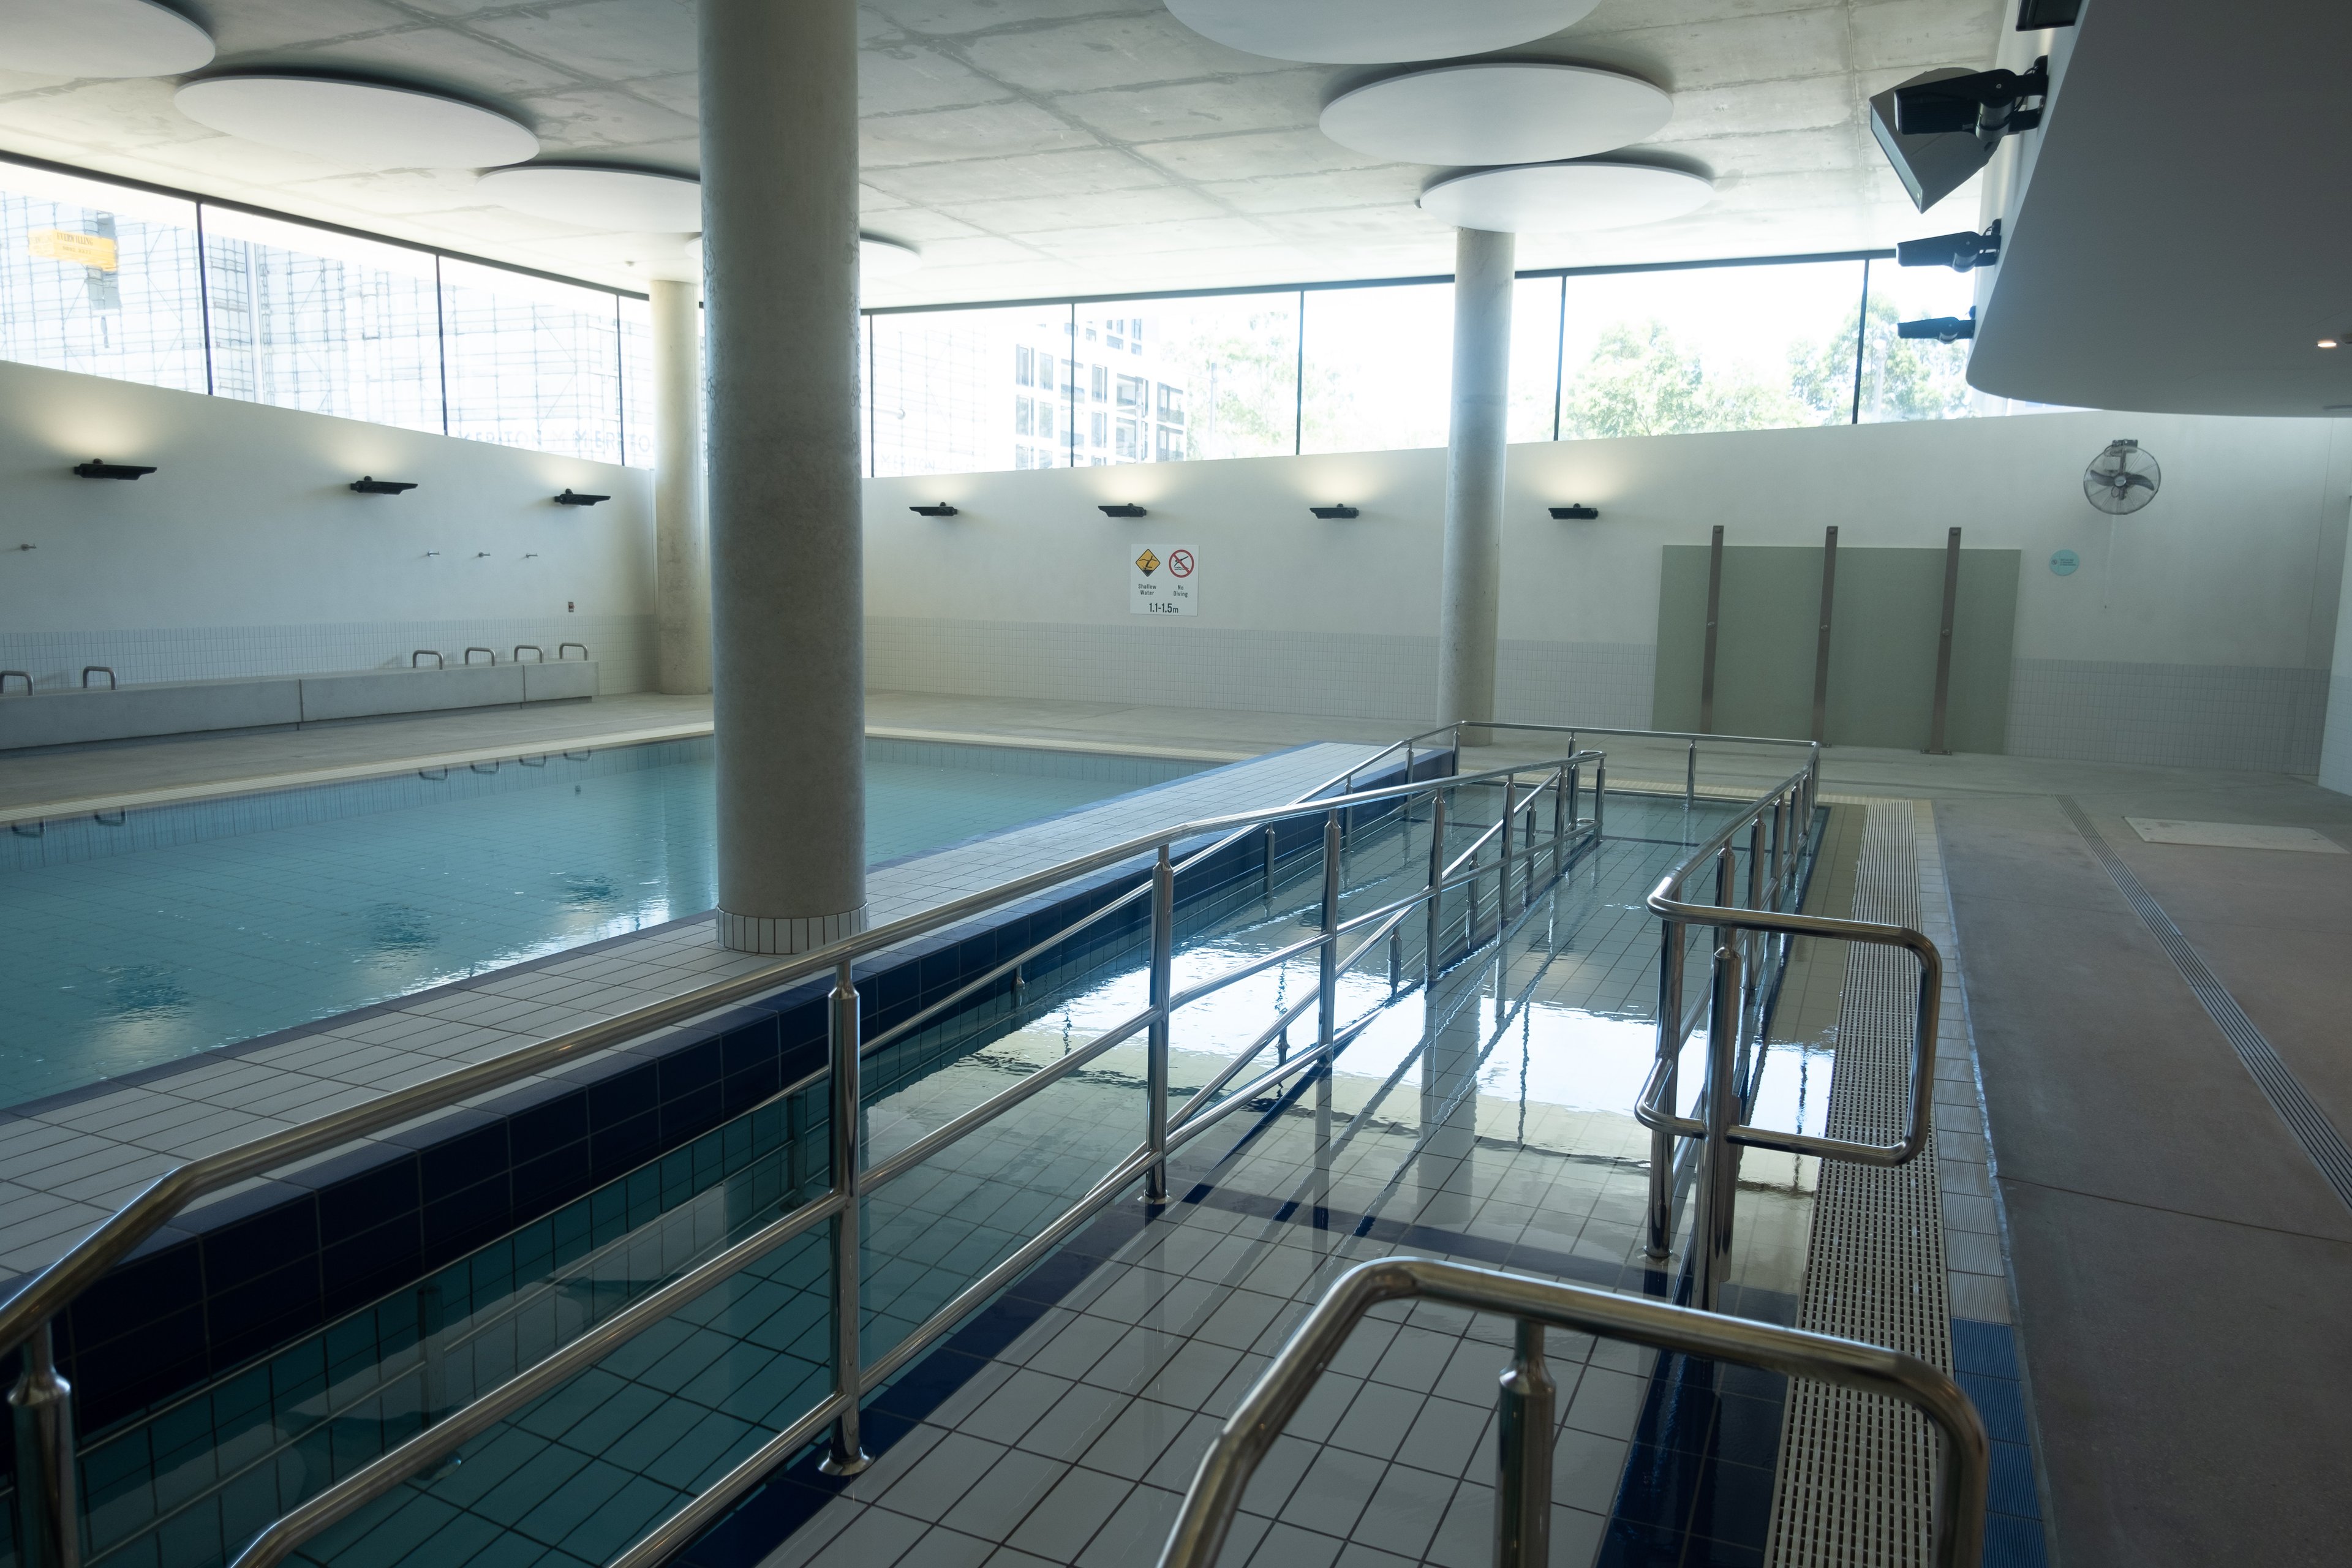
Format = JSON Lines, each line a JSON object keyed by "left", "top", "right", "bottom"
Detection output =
{"left": 513, "top": 644, "right": 544, "bottom": 662}
{"left": 80, "top": 666, "right": 115, "bottom": 690}
{"left": 411, "top": 649, "right": 443, "bottom": 669}
{"left": 1637, "top": 904, "right": 1941, "bottom": 1169}
{"left": 558, "top": 641, "right": 589, "bottom": 660}
{"left": 462, "top": 646, "right": 496, "bottom": 665}
{"left": 0, "top": 671, "right": 29, "bottom": 695}
{"left": 1157, "top": 1256, "right": 1989, "bottom": 1568}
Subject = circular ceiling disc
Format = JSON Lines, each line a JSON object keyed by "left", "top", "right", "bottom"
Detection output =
{"left": 175, "top": 75, "right": 538, "bottom": 171}
{"left": 0, "top": 0, "right": 213, "bottom": 78}
{"left": 862, "top": 235, "right": 922, "bottom": 278}
{"left": 1322, "top": 64, "right": 1671, "bottom": 166}
{"left": 1419, "top": 162, "right": 1714, "bottom": 233}
{"left": 477, "top": 165, "right": 701, "bottom": 232}
{"left": 1164, "top": 0, "right": 1597, "bottom": 65}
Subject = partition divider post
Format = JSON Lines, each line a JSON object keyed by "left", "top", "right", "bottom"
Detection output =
{"left": 1318, "top": 813, "right": 1341, "bottom": 1058}
{"left": 1493, "top": 1317, "right": 1555, "bottom": 1568}
{"left": 820, "top": 961, "right": 869, "bottom": 1477}
{"left": 1147, "top": 845, "right": 1174, "bottom": 1205}
{"left": 1692, "top": 945, "right": 1744, "bottom": 1313}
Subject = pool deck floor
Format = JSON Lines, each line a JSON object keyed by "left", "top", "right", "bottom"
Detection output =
{"left": 9, "top": 692, "right": 2352, "bottom": 1567}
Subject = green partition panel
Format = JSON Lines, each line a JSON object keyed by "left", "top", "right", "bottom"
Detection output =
{"left": 1653, "top": 543, "right": 2018, "bottom": 752}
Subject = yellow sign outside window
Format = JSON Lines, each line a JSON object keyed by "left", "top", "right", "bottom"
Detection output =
{"left": 29, "top": 228, "right": 118, "bottom": 271}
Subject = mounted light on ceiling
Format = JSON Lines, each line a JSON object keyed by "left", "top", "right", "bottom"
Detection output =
{"left": 1896, "top": 221, "right": 2002, "bottom": 271}
{"left": 1164, "top": 0, "right": 1597, "bottom": 64}
{"left": 1320, "top": 64, "right": 1672, "bottom": 168}
{"left": 350, "top": 476, "right": 418, "bottom": 494}
{"left": 1897, "top": 309, "right": 1977, "bottom": 343}
{"left": 72, "top": 459, "right": 156, "bottom": 480}
{"left": 1099, "top": 503, "right": 1147, "bottom": 518}
{"left": 1869, "top": 61, "right": 2048, "bottom": 214}
{"left": 554, "top": 489, "right": 609, "bottom": 506}
{"left": 0, "top": 0, "right": 214, "bottom": 78}
{"left": 909, "top": 503, "right": 959, "bottom": 517}
{"left": 175, "top": 75, "right": 539, "bottom": 171}
{"left": 1308, "top": 505, "right": 1358, "bottom": 519}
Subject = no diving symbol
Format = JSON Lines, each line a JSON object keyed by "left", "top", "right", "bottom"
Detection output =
{"left": 1167, "top": 549, "right": 1194, "bottom": 578}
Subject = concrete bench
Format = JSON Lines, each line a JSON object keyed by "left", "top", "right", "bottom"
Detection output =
{"left": 0, "top": 658, "right": 600, "bottom": 750}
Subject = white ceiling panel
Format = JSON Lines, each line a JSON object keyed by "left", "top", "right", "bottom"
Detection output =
{"left": 0, "top": 0, "right": 2004, "bottom": 301}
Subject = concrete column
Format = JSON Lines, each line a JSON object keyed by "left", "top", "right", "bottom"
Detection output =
{"left": 701, "top": 0, "right": 866, "bottom": 954}
{"left": 1437, "top": 227, "right": 1515, "bottom": 739}
{"left": 650, "top": 279, "right": 710, "bottom": 696}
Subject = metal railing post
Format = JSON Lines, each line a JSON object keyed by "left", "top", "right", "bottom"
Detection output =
{"left": 1147, "top": 845, "right": 1175, "bottom": 1204}
{"left": 1318, "top": 813, "right": 1341, "bottom": 1057}
{"left": 1684, "top": 741, "right": 1697, "bottom": 812}
{"left": 1499, "top": 778, "right": 1517, "bottom": 921}
{"left": 1744, "top": 817, "right": 1766, "bottom": 999}
{"left": 1646, "top": 918, "right": 1682, "bottom": 1261}
{"left": 1692, "top": 946, "right": 1743, "bottom": 1313}
{"left": 10, "top": 1321, "right": 78, "bottom": 1568}
{"left": 1262, "top": 826, "right": 1276, "bottom": 903}
{"left": 1594, "top": 759, "right": 1607, "bottom": 839}
{"left": 821, "top": 961, "right": 869, "bottom": 1477}
{"left": 1556, "top": 766, "right": 1572, "bottom": 848}
{"left": 1493, "top": 1317, "right": 1555, "bottom": 1568}
{"left": 1426, "top": 793, "right": 1447, "bottom": 981}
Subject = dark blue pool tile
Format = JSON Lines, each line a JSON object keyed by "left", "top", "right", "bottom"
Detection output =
{"left": 1957, "top": 1371, "right": 2029, "bottom": 1446}
{"left": 659, "top": 1036, "right": 725, "bottom": 1101}
{"left": 1951, "top": 1317, "right": 2021, "bottom": 1381}
{"left": 421, "top": 1182, "right": 511, "bottom": 1259}
{"left": 1985, "top": 1510, "right": 2051, "bottom": 1568}
{"left": 418, "top": 1121, "right": 510, "bottom": 1204}
{"left": 513, "top": 1141, "right": 594, "bottom": 1213}
{"left": 1681, "top": 1532, "right": 1765, "bottom": 1568}
{"left": 1989, "top": 1439, "right": 2040, "bottom": 1520}
{"left": 202, "top": 1194, "right": 321, "bottom": 1284}
{"left": 1686, "top": 1455, "right": 1776, "bottom": 1548}
{"left": 207, "top": 1262, "right": 323, "bottom": 1366}
{"left": 320, "top": 1217, "right": 424, "bottom": 1317}
{"left": 659, "top": 1082, "right": 725, "bottom": 1144}
{"left": 1594, "top": 1513, "right": 1689, "bottom": 1568}
{"left": 314, "top": 1153, "right": 421, "bottom": 1237}
{"left": 587, "top": 1061, "right": 663, "bottom": 1133}
{"left": 1707, "top": 1390, "right": 1784, "bottom": 1471}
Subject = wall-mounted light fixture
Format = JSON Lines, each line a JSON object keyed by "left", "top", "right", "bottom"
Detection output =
{"left": 73, "top": 460, "right": 156, "bottom": 480}
{"left": 554, "top": 488, "right": 609, "bottom": 505}
{"left": 351, "top": 476, "right": 418, "bottom": 494}
{"left": 1099, "top": 503, "right": 1147, "bottom": 518}
{"left": 909, "top": 503, "right": 959, "bottom": 517}
{"left": 1896, "top": 309, "right": 1975, "bottom": 343}
{"left": 1549, "top": 504, "right": 1600, "bottom": 520}
{"left": 1309, "top": 505, "right": 1359, "bottom": 519}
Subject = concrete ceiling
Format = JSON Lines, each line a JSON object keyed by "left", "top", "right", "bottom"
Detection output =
{"left": 0, "top": 0, "right": 2004, "bottom": 304}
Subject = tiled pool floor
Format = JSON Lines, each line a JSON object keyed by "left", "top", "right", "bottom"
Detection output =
{"left": 0, "top": 740, "right": 1202, "bottom": 1111}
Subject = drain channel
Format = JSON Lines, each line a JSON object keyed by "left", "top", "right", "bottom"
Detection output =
{"left": 2057, "top": 795, "right": 2352, "bottom": 1212}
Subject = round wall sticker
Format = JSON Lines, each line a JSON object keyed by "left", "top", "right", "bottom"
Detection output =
{"left": 2050, "top": 549, "right": 2080, "bottom": 576}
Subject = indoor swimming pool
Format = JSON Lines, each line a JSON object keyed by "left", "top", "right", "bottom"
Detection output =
{"left": 0, "top": 737, "right": 1204, "bottom": 1111}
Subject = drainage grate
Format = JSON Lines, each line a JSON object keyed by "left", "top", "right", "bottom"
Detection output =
{"left": 2058, "top": 795, "right": 2352, "bottom": 1211}
{"left": 1765, "top": 802, "right": 1951, "bottom": 1568}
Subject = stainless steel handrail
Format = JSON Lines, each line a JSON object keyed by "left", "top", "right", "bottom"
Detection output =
{"left": 1156, "top": 1256, "right": 1989, "bottom": 1568}
{"left": 1630, "top": 748, "right": 1944, "bottom": 1312}
{"left": 410, "top": 649, "right": 442, "bottom": 669}
{"left": 1460, "top": 717, "right": 1816, "bottom": 811}
{"left": 78, "top": 666, "right": 114, "bottom": 690}
{"left": 0, "top": 736, "right": 1556, "bottom": 1567}
{"left": 216, "top": 755, "right": 1602, "bottom": 1568}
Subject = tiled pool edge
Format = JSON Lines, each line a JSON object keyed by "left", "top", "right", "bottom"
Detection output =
{"left": 7, "top": 748, "right": 1446, "bottom": 1441}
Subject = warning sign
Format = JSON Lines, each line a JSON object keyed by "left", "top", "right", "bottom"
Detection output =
{"left": 1130, "top": 544, "right": 1198, "bottom": 616}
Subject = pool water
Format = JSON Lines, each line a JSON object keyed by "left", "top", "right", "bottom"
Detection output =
{"left": 0, "top": 737, "right": 1201, "bottom": 1110}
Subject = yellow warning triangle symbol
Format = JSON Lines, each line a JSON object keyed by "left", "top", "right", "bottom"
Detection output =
{"left": 1134, "top": 549, "right": 1159, "bottom": 576}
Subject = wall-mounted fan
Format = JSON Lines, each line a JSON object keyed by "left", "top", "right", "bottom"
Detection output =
{"left": 2084, "top": 439, "right": 2160, "bottom": 514}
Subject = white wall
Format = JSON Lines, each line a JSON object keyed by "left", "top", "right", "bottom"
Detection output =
{"left": 867, "top": 410, "right": 2351, "bottom": 771}
{"left": 0, "top": 359, "right": 656, "bottom": 693}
